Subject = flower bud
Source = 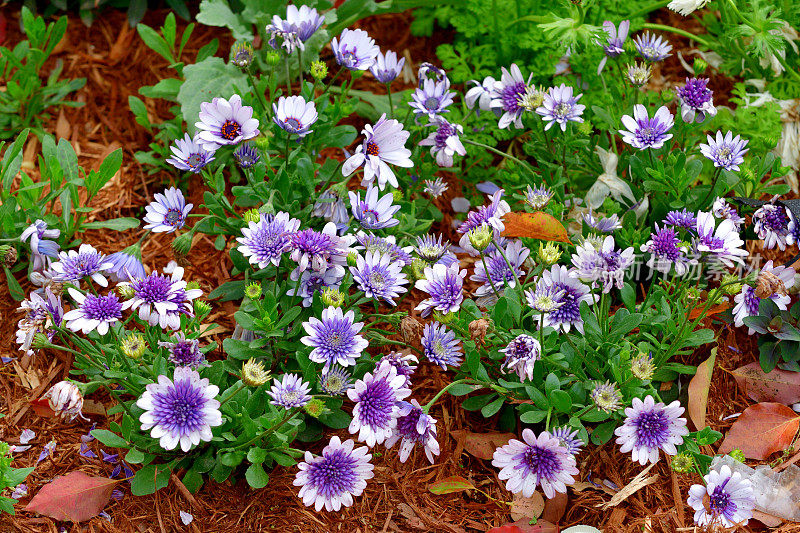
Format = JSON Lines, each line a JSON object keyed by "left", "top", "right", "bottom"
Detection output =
{"left": 245, "top": 282, "right": 262, "bottom": 300}
{"left": 172, "top": 231, "right": 193, "bottom": 257}
{"left": 230, "top": 42, "right": 254, "bottom": 69}
{"left": 660, "top": 89, "right": 675, "bottom": 103}
{"left": 728, "top": 449, "right": 746, "bottom": 463}
{"left": 43, "top": 381, "right": 86, "bottom": 421}
{"left": 242, "top": 358, "right": 270, "bottom": 387}
{"left": 630, "top": 351, "right": 655, "bottom": 381}
{"left": 693, "top": 57, "right": 708, "bottom": 75}
{"left": 0, "top": 244, "right": 17, "bottom": 267}
{"left": 243, "top": 209, "right": 261, "bottom": 224}
{"left": 670, "top": 452, "right": 694, "bottom": 473}
{"left": 194, "top": 300, "right": 212, "bottom": 318}
{"left": 310, "top": 61, "right": 327, "bottom": 80}
{"left": 577, "top": 120, "right": 593, "bottom": 135}
{"left": 346, "top": 251, "right": 359, "bottom": 267}
{"left": 304, "top": 398, "right": 326, "bottom": 418}
{"left": 253, "top": 134, "right": 272, "bottom": 151}
{"left": 32, "top": 332, "right": 51, "bottom": 349}
{"left": 411, "top": 258, "right": 428, "bottom": 280}
{"left": 468, "top": 224, "right": 493, "bottom": 252}
{"left": 720, "top": 274, "right": 744, "bottom": 296}
{"left": 626, "top": 62, "right": 651, "bottom": 87}
{"left": 432, "top": 310, "right": 454, "bottom": 324}
{"left": 186, "top": 281, "right": 201, "bottom": 292}
{"left": 121, "top": 332, "right": 147, "bottom": 359}
{"left": 391, "top": 189, "right": 404, "bottom": 202}
{"left": 117, "top": 284, "right": 135, "bottom": 300}
{"left": 321, "top": 287, "right": 344, "bottom": 308}
{"left": 266, "top": 50, "right": 281, "bottom": 66}
{"left": 537, "top": 242, "right": 562, "bottom": 266}
{"left": 400, "top": 316, "right": 423, "bottom": 345}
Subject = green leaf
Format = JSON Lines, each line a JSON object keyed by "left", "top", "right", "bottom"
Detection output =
{"left": 136, "top": 23, "right": 174, "bottom": 63}
{"left": 177, "top": 57, "right": 248, "bottom": 133}
{"left": 590, "top": 421, "right": 616, "bottom": 445}
{"left": 428, "top": 476, "right": 474, "bottom": 495}
{"left": 82, "top": 217, "right": 140, "bottom": 231}
{"left": 1, "top": 129, "right": 28, "bottom": 192}
{"left": 4, "top": 267, "right": 25, "bottom": 301}
{"left": 319, "top": 409, "right": 351, "bottom": 429}
{"left": 131, "top": 464, "right": 170, "bottom": 496}
{"left": 247, "top": 447, "right": 268, "bottom": 464}
{"left": 90, "top": 429, "right": 129, "bottom": 448}
{"left": 245, "top": 463, "right": 269, "bottom": 489}
{"left": 550, "top": 390, "right": 572, "bottom": 413}
{"left": 481, "top": 396, "right": 504, "bottom": 418}
{"left": 86, "top": 149, "right": 122, "bottom": 197}
{"left": 125, "top": 448, "right": 147, "bottom": 464}
{"left": 196, "top": 0, "right": 253, "bottom": 40}
{"left": 519, "top": 410, "right": 547, "bottom": 424}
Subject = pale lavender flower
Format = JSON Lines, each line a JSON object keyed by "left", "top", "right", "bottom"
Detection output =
{"left": 106, "top": 245, "right": 146, "bottom": 283}
{"left": 419, "top": 118, "right": 465, "bottom": 167}
{"left": 525, "top": 185, "right": 553, "bottom": 210}
{"left": 421, "top": 322, "right": 462, "bottom": 369}
{"left": 268, "top": 374, "right": 312, "bottom": 408}
{"left": 289, "top": 222, "right": 354, "bottom": 273}
{"left": 533, "top": 265, "right": 596, "bottom": 333}
{"left": 348, "top": 360, "right": 411, "bottom": 447}
{"left": 51, "top": 244, "right": 113, "bottom": 287}
{"left": 301, "top": 306, "right": 368, "bottom": 369}
{"left": 471, "top": 240, "right": 529, "bottom": 300}
{"left": 536, "top": 84, "right": 585, "bottom": 132}
{"left": 233, "top": 143, "right": 259, "bottom": 169}
{"left": 595, "top": 381, "right": 624, "bottom": 413}
{"left": 457, "top": 189, "right": 511, "bottom": 255}
{"left": 525, "top": 284, "right": 565, "bottom": 313}
{"left": 414, "top": 262, "right": 466, "bottom": 317}
{"left": 423, "top": 177, "right": 449, "bottom": 198}
{"left": 349, "top": 185, "right": 400, "bottom": 230}
{"left": 582, "top": 213, "right": 622, "bottom": 233}
{"left": 158, "top": 333, "right": 206, "bottom": 369}
{"left": 641, "top": 223, "right": 694, "bottom": 275}
{"left": 753, "top": 200, "right": 795, "bottom": 251}
{"left": 331, "top": 28, "right": 379, "bottom": 71}
{"left": 237, "top": 211, "right": 301, "bottom": 269}
{"left": 414, "top": 234, "right": 455, "bottom": 266}
{"left": 694, "top": 211, "right": 748, "bottom": 268}
{"left": 195, "top": 94, "right": 259, "bottom": 150}
{"left": 409, "top": 78, "right": 455, "bottom": 120}
{"left": 266, "top": 14, "right": 301, "bottom": 53}
{"left": 342, "top": 114, "right": 413, "bottom": 190}
{"left": 378, "top": 351, "right": 418, "bottom": 388}
{"left": 143, "top": 187, "right": 193, "bottom": 234}
{"left": 351, "top": 251, "right": 408, "bottom": 306}
{"left": 385, "top": 399, "right": 440, "bottom": 464}
{"left": 166, "top": 133, "right": 215, "bottom": 173}
{"left": 37, "top": 440, "right": 56, "bottom": 465}
{"left": 712, "top": 197, "right": 745, "bottom": 229}
{"left": 492, "top": 429, "right": 579, "bottom": 499}
{"left": 320, "top": 366, "right": 353, "bottom": 396}
{"left": 664, "top": 209, "right": 698, "bottom": 230}
{"left": 287, "top": 265, "right": 346, "bottom": 307}
{"left": 418, "top": 62, "right": 446, "bottom": 85}
{"left": 687, "top": 465, "right": 754, "bottom": 527}
{"left": 20, "top": 220, "right": 60, "bottom": 272}
{"left": 312, "top": 190, "right": 350, "bottom": 233}
{"left": 15, "top": 289, "right": 62, "bottom": 356}
{"left": 733, "top": 260, "right": 795, "bottom": 332}
{"left": 284, "top": 4, "right": 324, "bottom": 43}
{"left": 619, "top": 105, "right": 674, "bottom": 150}
{"left": 634, "top": 32, "right": 672, "bottom": 61}
{"left": 63, "top": 288, "right": 122, "bottom": 335}
{"left": 10, "top": 484, "right": 27, "bottom": 500}
{"left": 597, "top": 20, "right": 630, "bottom": 74}
{"left": 465, "top": 76, "right": 496, "bottom": 111}
{"left": 137, "top": 366, "right": 222, "bottom": 452}
{"left": 273, "top": 95, "right": 318, "bottom": 138}
{"left": 676, "top": 78, "right": 716, "bottom": 123}
{"left": 699, "top": 131, "right": 749, "bottom": 171}
{"left": 571, "top": 235, "right": 635, "bottom": 293}
{"left": 500, "top": 334, "right": 540, "bottom": 382}
{"left": 491, "top": 64, "right": 532, "bottom": 129}
{"left": 550, "top": 426, "right": 584, "bottom": 456}
{"left": 614, "top": 395, "right": 689, "bottom": 465}
{"left": 120, "top": 265, "right": 202, "bottom": 330}
{"left": 355, "top": 233, "right": 413, "bottom": 266}
{"left": 370, "top": 50, "right": 405, "bottom": 84}
{"left": 294, "top": 436, "right": 374, "bottom": 512}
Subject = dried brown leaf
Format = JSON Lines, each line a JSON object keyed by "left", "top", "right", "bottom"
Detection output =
{"left": 25, "top": 471, "right": 117, "bottom": 522}
{"left": 687, "top": 349, "right": 716, "bottom": 430}
{"left": 732, "top": 363, "right": 800, "bottom": 405}
{"left": 449, "top": 430, "right": 515, "bottom": 460}
{"left": 510, "top": 492, "right": 544, "bottom": 521}
{"left": 599, "top": 463, "right": 658, "bottom": 510}
{"left": 718, "top": 402, "right": 800, "bottom": 460}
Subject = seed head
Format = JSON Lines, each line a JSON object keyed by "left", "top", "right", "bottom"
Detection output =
{"left": 242, "top": 358, "right": 270, "bottom": 387}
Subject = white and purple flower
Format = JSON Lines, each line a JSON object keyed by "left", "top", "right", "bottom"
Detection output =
{"left": 237, "top": 211, "right": 301, "bottom": 269}
{"left": 598, "top": 20, "right": 630, "bottom": 73}
{"left": 379, "top": 351, "right": 418, "bottom": 388}
{"left": 687, "top": 464, "right": 754, "bottom": 527}
{"left": 158, "top": 333, "right": 207, "bottom": 369}
{"left": 409, "top": 78, "right": 455, "bottom": 120}
{"left": 331, "top": 28, "right": 379, "bottom": 71}
{"left": 342, "top": 114, "right": 413, "bottom": 190}
{"left": 273, "top": 95, "right": 318, "bottom": 138}
{"left": 423, "top": 177, "right": 449, "bottom": 198}
{"left": 491, "top": 64, "right": 532, "bottom": 129}
{"left": 370, "top": 50, "right": 405, "bottom": 84}
{"left": 63, "top": 288, "right": 122, "bottom": 335}
{"left": 733, "top": 261, "right": 795, "bottom": 332}
{"left": 349, "top": 185, "right": 400, "bottom": 230}
{"left": 143, "top": 187, "right": 193, "bottom": 234}
{"left": 355, "top": 232, "right": 413, "bottom": 266}
{"left": 641, "top": 223, "right": 694, "bottom": 275}
{"left": 531, "top": 265, "right": 596, "bottom": 334}
{"left": 301, "top": 306, "right": 368, "bottom": 369}
{"left": 51, "top": 244, "right": 113, "bottom": 287}
{"left": 694, "top": 211, "right": 748, "bottom": 268}
{"left": 268, "top": 374, "right": 312, "bottom": 409}
{"left": 415, "top": 262, "right": 466, "bottom": 317}
{"left": 471, "top": 239, "right": 529, "bottom": 302}
{"left": 699, "top": 131, "right": 749, "bottom": 172}
{"left": 20, "top": 220, "right": 60, "bottom": 272}
{"left": 106, "top": 245, "right": 146, "bottom": 283}
{"left": 465, "top": 76, "right": 496, "bottom": 112}
{"left": 166, "top": 133, "right": 215, "bottom": 173}
{"left": 536, "top": 84, "right": 585, "bottom": 132}
{"left": 120, "top": 265, "right": 202, "bottom": 330}
{"left": 419, "top": 118, "right": 465, "bottom": 167}
{"left": 421, "top": 322, "right": 462, "bottom": 369}
{"left": 500, "top": 334, "right": 541, "bottom": 382}
{"left": 348, "top": 360, "right": 411, "bottom": 447}
{"left": 619, "top": 105, "right": 674, "bottom": 150}
{"left": 550, "top": 426, "right": 584, "bottom": 456}
{"left": 753, "top": 200, "right": 795, "bottom": 251}
{"left": 676, "top": 77, "right": 716, "bottom": 123}
{"left": 289, "top": 222, "right": 354, "bottom": 273}
{"left": 385, "top": 399, "right": 440, "bottom": 464}
{"left": 571, "top": 235, "right": 635, "bottom": 293}
{"left": 712, "top": 197, "right": 745, "bottom": 229}
{"left": 615, "top": 395, "right": 689, "bottom": 465}
{"left": 351, "top": 250, "right": 408, "bottom": 306}
{"left": 195, "top": 94, "right": 259, "bottom": 150}
{"left": 634, "top": 32, "right": 672, "bottom": 61}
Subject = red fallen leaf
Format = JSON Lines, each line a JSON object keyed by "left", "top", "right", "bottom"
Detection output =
{"left": 718, "top": 403, "right": 800, "bottom": 460}
{"left": 501, "top": 212, "right": 571, "bottom": 243}
{"left": 486, "top": 519, "right": 558, "bottom": 533}
{"left": 428, "top": 476, "right": 474, "bottom": 495}
{"left": 25, "top": 471, "right": 118, "bottom": 522}
{"left": 687, "top": 349, "right": 716, "bottom": 430}
{"left": 30, "top": 398, "right": 56, "bottom": 418}
{"left": 687, "top": 302, "right": 730, "bottom": 320}
{"left": 732, "top": 363, "right": 800, "bottom": 405}
{"left": 0, "top": 12, "right": 6, "bottom": 45}
{"left": 450, "top": 430, "right": 515, "bottom": 460}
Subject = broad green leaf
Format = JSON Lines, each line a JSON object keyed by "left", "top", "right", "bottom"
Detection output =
{"left": 177, "top": 57, "right": 248, "bottom": 133}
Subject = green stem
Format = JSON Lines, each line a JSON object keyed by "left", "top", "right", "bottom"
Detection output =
{"left": 318, "top": 68, "right": 343, "bottom": 100}
{"left": 296, "top": 48, "right": 303, "bottom": 94}
{"left": 641, "top": 23, "right": 711, "bottom": 48}
{"left": 232, "top": 408, "right": 301, "bottom": 450}
{"left": 700, "top": 167, "right": 722, "bottom": 208}
{"left": 285, "top": 56, "right": 292, "bottom": 94}
{"left": 386, "top": 83, "right": 394, "bottom": 119}
{"left": 463, "top": 139, "right": 537, "bottom": 180}
{"left": 481, "top": 253, "right": 501, "bottom": 301}
{"left": 493, "top": 239, "right": 523, "bottom": 292}
{"left": 423, "top": 379, "right": 477, "bottom": 413}
{"left": 284, "top": 133, "right": 291, "bottom": 167}
{"left": 247, "top": 71, "right": 270, "bottom": 118}
{"left": 220, "top": 382, "right": 247, "bottom": 408}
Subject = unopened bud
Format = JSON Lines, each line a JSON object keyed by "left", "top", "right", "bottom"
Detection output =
{"left": 253, "top": 135, "right": 272, "bottom": 151}
{"left": 661, "top": 89, "right": 675, "bottom": 103}
{"left": 43, "top": 381, "right": 86, "bottom": 421}
{"left": 537, "top": 242, "right": 562, "bottom": 265}
{"left": 304, "top": 398, "right": 326, "bottom": 418}
{"left": 230, "top": 42, "right": 254, "bottom": 69}
{"left": 172, "top": 231, "right": 193, "bottom": 256}
{"left": 243, "top": 209, "right": 261, "bottom": 224}
{"left": 194, "top": 300, "right": 212, "bottom": 318}
{"left": 670, "top": 452, "right": 694, "bottom": 473}
{"left": 245, "top": 282, "right": 262, "bottom": 300}
{"left": 321, "top": 287, "right": 344, "bottom": 308}
{"left": 720, "top": 274, "right": 744, "bottom": 295}
{"left": 0, "top": 244, "right": 16, "bottom": 267}
{"left": 630, "top": 351, "right": 655, "bottom": 381}
{"left": 411, "top": 258, "right": 428, "bottom": 280}
{"left": 693, "top": 57, "right": 708, "bottom": 75}
{"left": 728, "top": 449, "right": 746, "bottom": 463}
{"left": 391, "top": 189, "right": 403, "bottom": 202}
{"left": 468, "top": 224, "right": 493, "bottom": 252}
{"left": 347, "top": 251, "right": 359, "bottom": 267}
{"left": 32, "top": 332, "right": 51, "bottom": 349}
{"left": 117, "top": 284, "right": 135, "bottom": 300}
{"left": 310, "top": 61, "right": 327, "bottom": 80}
{"left": 266, "top": 50, "right": 281, "bottom": 66}
{"left": 242, "top": 358, "right": 270, "bottom": 387}
{"left": 577, "top": 120, "right": 593, "bottom": 135}
{"left": 432, "top": 310, "right": 454, "bottom": 324}
{"left": 121, "top": 332, "right": 147, "bottom": 359}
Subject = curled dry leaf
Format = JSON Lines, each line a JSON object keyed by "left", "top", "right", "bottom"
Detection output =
{"left": 732, "top": 362, "right": 800, "bottom": 405}
{"left": 718, "top": 403, "right": 800, "bottom": 460}
{"left": 687, "top": 349, "right": 716, "bottom": 430}
{"left": 450, "top": 430, "right": 515, "bottom": 460}
{"left": 501, "top": 212, "right": 571, "bottom": 243}
{"left": 428, "top": 476, "right": 474, "bottom": 495}
{"left": 25, "top": 471, "right": 118, "bottom": 522}
{"left": 510, "top": 491, "right": 544, "bottom": 521}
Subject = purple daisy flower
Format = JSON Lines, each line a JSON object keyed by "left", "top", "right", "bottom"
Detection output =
{"left": 331, "top": 28, "right": 379, "bottom": 71}
{"left": 418, "top": 62, "right": 446, "bottom": 85}
{"left": 289, "top": 222, "right": 354, "bottom": 273}
{"left": 699, "top": 131, "right": 749, "bottom": 171}
{"left": 421, "top": 322, "right": 462, "bottom": 369}
{"left": 676, "top": 77, "right": 716, "bottom": 123}
{"left": 694, "top": 211, "right": 748, "bottom": 268}
{"left": 526, "top": 284, "right": 566, "bottom": 313}
{"left": 492, "top": 429, "right": 579, "bottom": 499}
{"left": 471, "top": 240, "right": 529, "bottom": 301}
{"left": 370, "top": 50, "right": 405, "bottom": 84}
{"left": 120, "top": 265, "right": 202, "bottom": 330}
{"left": 634, "top": 31, "right": 672, "bottom": 61}
{"left": 533, "top": 265, "right": 596, "bottom": 333}
{"left": 266, "top": 14, "right": 301, "bottom": 52}
{"left": 19, "top": 220, "right": 60, "bottom": 272}
{"left": 63, "top": 288, "right": 121, "bottom": 335}
{"left": 342, "top": 114, "right": 413, "bottom": 190}
{"left": 320, "top": 366, "right": 353, "bottom": 396}
{"left": 233, "top": 143, "right": 259, "bottom": 169}
{"left": 465, "top": 76, "right": 496, "bottom": 112}
{"left": 351, "top": 251, "right": 409, "bottom": 306}
{"left": 137, "top": 366, "right": 222, "bottom": 452}
{"left": 414, "top": 234, "right": 451, "bottom": 264}
{"left": 525, "top": 185, "right": 553, "bottom": 210}
{"left": 294, "top": 436, "right": 374, "bottom": 512}
{"left": 664, "top": 209, "right": 698, "bottom": 230}
{"left": 16, "top": 289, "right": 62, "bottom": 356}
{"left": 106, "top": 245, "right": 146, "bottom": 283}
{"left": 385, "top": 399, "right": 440, "bottom": 464}
{"left": 158, "top": 333, "right": 206, "bottom": 369}
{"left": 550, "top": 426, "right": 584, "bottom": 456}
{"left": 166, "top": 133, "right": 215, "bottom": 173}
{"left": 619, "top": 105, "right": 674, "bottom": 150}
{"left": 268, "top": 374, "right": 312, "bottom": 408}
{"left": 409, "top": 78, "right": 455, "bottom": 120}
{"left": 733, "top": 260, "right": 795, "bottom": 333}
{"left": 500, "top": 334, "right": 540, "bottom": 382}
{"left": 143, "top": 187, "right": 193, "bottom": 234}
{"left": 349, "top": 185, "right": 401, "bottom": 230}
{"left": 378, "top": 351, "right": 418, "bottom": 388}
{"left": 237, "top": 211, "right": 301, "bottom": 269}
{"left": 641, "top": 223, "right": 694, "bottom": 275}
{"left": 355, "top": 233, "right": 413, "bottom": 266}
{"left": 457, "top": 189, "right": 511, "bottom": 255}
{"left": 287, "top": 266, "right": 346, "bottom": 307}
{"left": 597, "top": 20, "right": 630, "bottom": 74}
{"left": 614, "top": 395, "right": 689, "bottom": 465}
{"left": 582, "top": 213, "right": 622, "bottom": 233}
{"left": 414, "top": 262, "right": 466, "bottom": 317}
{"left": 348, "top": 360, "right": 411, "bottom": 447}
{"left": 284, "top": 4, "right": 324, "bottom": 43}
{"left": 423, "top": 177, "right": 449, "bottom": 199}
{"left": 195, "top": 94, "right": 259, "bottom": 150}
{"left": 753, "top": 201, "right": 795, "bottom": 250}
{"left": 712, "top": 197, "right": 745, "bottom": 229}
{"left": 491, "top": 64, "right": 531, "bottom": 129}
{"left": 273, "top": 95, "right": 318, "bottom": 138}
{"left": 418, "top": 118, "right": 466, "bottom": 168}
{"left": 571, "top": 235, "right": 635, "bottom": 293}
{"left": 301, "top": 306, "right": 368, "bottom": 369}
{"left": 312, "top": 189, "right": 350, "bottom": 233}
{"left": 687, "top": 465, "right": 754, "bottom": 527}
{"left": 536, "top": 84, "right": 585, "bottom": 132}
{"left": 51, "top": 244, "right": 113, "bottom": 287}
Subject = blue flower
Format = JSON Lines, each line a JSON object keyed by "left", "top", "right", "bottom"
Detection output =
{"left": 409, "top": 78, "right": 455, "bottom": 120}
{"left": 350, "top": 251, "right": 408, "bottom": 306}
{"left": 619, "top": 105, "right": 674, "bottom": 150}
{"left": 347, "top": 360, "right": 411, "bottom": 446}
{"left": 143, "top": 187, "right": 193, "bottom": 234}
{"left": 414, "top": 263, "right": 466, "bottom": 317}
{"left": 370, "top": 50, "right": 405, "bottom": 84}
{"left": 273, "top": 95, "right": 318, "bottom": 138}
{"left": 699, "top": 131, "right": 749, "bottom": 172}
{"left": 615, "top": 395, "right": 688, "bottom": 465}
{"left": 421, "top": 322, "right": 462, "bottom": 369}
{"left": 301, "top": 307, "right": 368, "bottom": 369}
{"left": 349, "top": 185, "right": 400, "bottom": 230}
{"left": 536, "top": 84, "right": 585, "bottom": 132}
{"left": 166, "top": 133, "right": 215, "bottom": 173}
{"left": 634, "top": 31, "right": 672, "bottom": 61}
{"left": 331, "top": 28, "right": 379, "bottom": 71}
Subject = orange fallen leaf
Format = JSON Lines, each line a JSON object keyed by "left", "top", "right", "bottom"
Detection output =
{"left": 718, "top": 403, "right": 800, "bottom": 460}
{"left": 428, "top": 476, "right": 474, "bottom": 495}
{"left": 732, "top": 363, "right": 800, "bottom": 405}
{"left": 501, "top": 212, "right": 571, "bottom": 243}
{"left": 25, "top": 471, "right": 118, "bottom": 522}
{"left": 687, "top": 349, "right": 716, "bottom": 430}
{"left": 30, "top": 398, "right": 56, "bottom": 418}
{"left": 687, "top": 302, "right": 730, "bottom": 320}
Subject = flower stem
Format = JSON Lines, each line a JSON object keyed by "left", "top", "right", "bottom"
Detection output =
{"left": 296, "top": 48, "right": 303, "bottom": 94}
{"left": 386, "top": 83, "right": 394, "bottom": 119}
{"left": 641, "top": 23, "right": 711, "bottom": 48}
{"left": 462, "top": 139, "right": 537, "bottom": 179}
{"left": 423, "top": 379, "right": 478, "bottom": 413}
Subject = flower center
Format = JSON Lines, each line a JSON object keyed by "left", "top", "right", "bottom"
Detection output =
{"left": 284, "top": 117, "right": 302, "bottom": 132}
{"left": 366, "top": 142, "right": 380, "bottom": 156}
{"left": 423, "top": 96, "right": 440, "bottom": 111}
{"left": 520, "top": 445, "right": 558, "bottom": 477}
{"left": 186, "top": 153, "right": 204, "bottom": 169}
{"left": 221, "top": 119, "right": 241, "bottom": 140}
{"left": 554, "top": 103, "right": 571, "bottom": 119}
{"left": 634, "top": 410, "right": 669, "bottom": 447}
{"left": 165, "top": 209, "right": 183, "bottom": 226}
{"left": 709, "top": 485, "right": 733, "bottom": 515}
{"left": 368, "top": 271, "right": 386, "bottom": 288}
